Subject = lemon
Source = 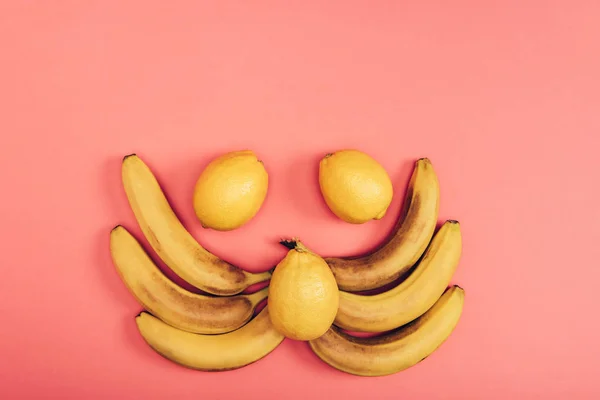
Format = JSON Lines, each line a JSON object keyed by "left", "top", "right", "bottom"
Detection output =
{"left": 193, "top": 150, "right": 268, "bottom": 231}
{"left": 269, "top": 241, "right": 339, "bottom": 341}
{"left": 319, "top": 149, "right": 393, "bottom": 224}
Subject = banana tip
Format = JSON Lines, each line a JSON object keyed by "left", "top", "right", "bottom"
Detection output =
{"left": 123, "top": 153, "right": 137, "bottom": 162}
{"left": 111, "top": 225, "right": 123, "bottom": 232}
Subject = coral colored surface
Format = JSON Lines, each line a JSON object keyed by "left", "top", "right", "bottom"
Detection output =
{"left": 1, "top": 1, "right": 599, "bottom": 399}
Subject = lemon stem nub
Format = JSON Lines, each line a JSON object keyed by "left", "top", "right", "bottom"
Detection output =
{"left": 279, "top": 240, "right": 299, "bottom": 250}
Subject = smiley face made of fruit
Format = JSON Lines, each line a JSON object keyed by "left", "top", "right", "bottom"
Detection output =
{"left": 110, "top": 150, "right": 464, "bottom": 377}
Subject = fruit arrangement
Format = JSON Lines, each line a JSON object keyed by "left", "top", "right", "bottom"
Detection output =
{"left": 110, "top": 150, "right": 464, "bottom": 377}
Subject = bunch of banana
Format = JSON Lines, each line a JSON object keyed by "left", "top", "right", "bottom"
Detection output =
{"left": 308, "top": 159, "right": 465, "bottom": 376}
{"left": 111, "top": 154, "right": 283, "bottom": 371}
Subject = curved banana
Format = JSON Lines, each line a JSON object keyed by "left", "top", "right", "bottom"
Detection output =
{"left": 110, "top": 225, "right": 268, "bottom": 334}
{"left": 335, "top": 220, "right": 461, "bottom": 332}
{"left": 325, "top": 158, "right": 440, "bottom": 292}
{"left": 136, "top": 306, "right": 285, "bottom": 371}
{"left": 121, "top": 154, "right": 271, "bottom": 295}
{"left": 309, "top": 286, "right": 464, "bottom": 377}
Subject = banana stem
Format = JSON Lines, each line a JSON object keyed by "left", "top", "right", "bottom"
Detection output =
{"left": 246, "top": 286, "right": 269, "bottom": 306}
{"left": 247, "top": 270, "right": 272, "bottom": 285}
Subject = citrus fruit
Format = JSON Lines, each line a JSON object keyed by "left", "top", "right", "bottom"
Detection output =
{"left": 269, "top": 240, "right": 339, "bottom": 341}
{"left": 193, "top": 150, "right": 268, "bottom": 231}
{"left": 319, "top": 149, "right": 393, "bottom": 224}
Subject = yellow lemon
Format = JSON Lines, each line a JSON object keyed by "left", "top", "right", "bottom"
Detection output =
{"left": 319, "top": 149, "right": 393, "bottom": 224}
{"left": 269, "top": 240, "right": 339, "bottom": 341}
{"left": 193, "top": 150, "right": 268, "bottom": 231}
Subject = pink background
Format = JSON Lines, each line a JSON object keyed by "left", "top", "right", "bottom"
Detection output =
{"left": 1, "top": 1, "right": 599, "bottom": 399}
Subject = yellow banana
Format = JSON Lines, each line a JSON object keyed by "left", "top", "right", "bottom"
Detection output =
{"left": 309, "top": 285, "right": 464, "bottom": 377}
{"left": 121, "top": 154, "right": 271, "bottom": 295}
{"left": 110, "top": 225, "right": 268, "bottom": 334}
{"left": 335, "top": 220, "right": 461, "bottom": 332}
{"left": 325, "top": 158, "right": 440, "bottom": 292}
{"left": 136, "top": 306, "right": 285, "bottom": 371}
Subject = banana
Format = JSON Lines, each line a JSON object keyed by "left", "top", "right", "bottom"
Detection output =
{"left": 325, "top": 158, "right": 440, "bottom": 292}
{"left": 136, "top": 306, "right": 285, "bottom": 371}
{"left": 121, "top": 154, "right": 271, "bottom": 296}
{"left": 309, "top": 285, "right": 464, "bottom": 377}
{"left": 110, "top": 225, "right": 268, "bottom": 334}
{"left": 334, "top": 220, "right": 461, "bottom": 332}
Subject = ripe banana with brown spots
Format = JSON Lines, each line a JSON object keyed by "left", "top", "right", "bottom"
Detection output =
{"left": 136, "top": 306, "right": 285, "bottom": 371}
{"left": 121, "top": 154, "right": 271, "bottom": 296}
{"left": 110, "top": 225, "right": 268, "bottom": 334}
{"left": 309, "top": 285, "right": 464, "bottom": 377}
{"left": 325, "top": 158, "right": 440, "bottom": 292}
{"left": 334, "top": 220, "right": 462, "bottom": 332}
